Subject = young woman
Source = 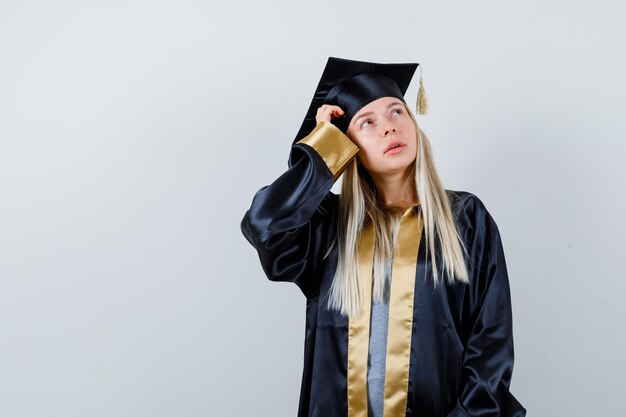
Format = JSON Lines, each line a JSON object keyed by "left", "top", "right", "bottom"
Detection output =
{"left": 240, "top": 57, "right": 526, "bottom": 417}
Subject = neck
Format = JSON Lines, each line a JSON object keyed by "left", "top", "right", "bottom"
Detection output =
{"left": 370, "top": 166, "right": 418, "bottom": 210}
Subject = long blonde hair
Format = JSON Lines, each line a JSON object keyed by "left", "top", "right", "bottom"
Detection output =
{"left": 324, "top": 103, "right": 469, "bottom": 318}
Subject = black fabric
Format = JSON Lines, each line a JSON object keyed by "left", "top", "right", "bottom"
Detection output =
{"left": 293, "top": 56, "right": 418, "bottom": 145}
{"left": 240, "top": 142, "right": 527, "bottom": 417}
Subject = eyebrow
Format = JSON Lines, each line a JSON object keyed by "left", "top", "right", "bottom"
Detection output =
{"left": 353, "top": 101, "right": 404, "bottom": 125}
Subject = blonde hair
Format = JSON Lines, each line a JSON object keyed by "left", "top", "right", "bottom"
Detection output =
{"left": 324, "top": 103, "right": 469, "bottom": 318}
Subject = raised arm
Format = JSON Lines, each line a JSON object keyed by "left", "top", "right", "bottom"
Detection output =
{"left": 240, "top": 121, "right": 359, "bottom": 298}
{"left": 447, "top": 195, "right": 526, "bottom": 417}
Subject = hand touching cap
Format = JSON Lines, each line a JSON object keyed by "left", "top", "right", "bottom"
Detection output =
{"left": 316, "top": 105, "right": 345, "bottom": 124}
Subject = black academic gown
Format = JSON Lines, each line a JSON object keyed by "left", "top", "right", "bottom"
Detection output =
{"left": 240, "top": 121, "right": 526, "bottom": 417}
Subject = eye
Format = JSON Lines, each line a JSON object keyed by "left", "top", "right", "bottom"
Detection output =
{"left": 391, "top": 108, "right": 403, "bottom": 116}
{"left": 361, "top": 119, "right": 373, "bottom": 128}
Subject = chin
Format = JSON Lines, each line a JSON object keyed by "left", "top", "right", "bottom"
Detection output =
{"left": 371, "top": 160, "right": 414, "bottom": 177}
{"left": 386, "top": 153, "right": 415, "bottom": 166}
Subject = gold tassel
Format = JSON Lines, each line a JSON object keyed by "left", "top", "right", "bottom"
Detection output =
{"left": 416, "top": 66, "right": 429, "bottom": 115}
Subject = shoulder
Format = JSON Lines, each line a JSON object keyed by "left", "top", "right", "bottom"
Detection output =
{"left": 445, "top": 189, "right": 487, "bottom": 218}
{"left": 317, "top": 191, "right": 340, "bottom": 223}
{"left": 327, "top": 191, "right": 340, "bottom": 212}
{"left": 445, "top": 189, "right": 498, "bottom": 237}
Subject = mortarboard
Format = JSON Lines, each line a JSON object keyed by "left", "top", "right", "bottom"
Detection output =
{"left": 293, "top": 56, "right": 428, "bottom": 145}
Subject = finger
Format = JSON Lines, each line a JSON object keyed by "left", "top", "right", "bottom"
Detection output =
{"left": 320, "top": 104, "right": 343, "bottom": 113}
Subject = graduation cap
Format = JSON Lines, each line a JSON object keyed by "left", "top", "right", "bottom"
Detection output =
{"left": 293, "top": 56, "right": 428, "bottom": 145}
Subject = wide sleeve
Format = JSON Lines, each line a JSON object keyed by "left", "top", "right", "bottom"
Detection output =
{"left": 240, "top": 121, "right": 359, "bottom": 298}
{"left": 447, "top": 195, "right": 527, "bottom": 417}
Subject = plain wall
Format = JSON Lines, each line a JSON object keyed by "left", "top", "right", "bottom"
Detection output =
{"left": 1, "top": 0, "right": 625, "bottom": 415}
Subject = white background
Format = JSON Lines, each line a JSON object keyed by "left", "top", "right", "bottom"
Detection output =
{"left": 1, "top": 1, "right": 624, "bottom": 416}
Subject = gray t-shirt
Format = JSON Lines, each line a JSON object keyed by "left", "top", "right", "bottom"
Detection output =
{"left": 367, "top": 257, "right": 393, "bottom": 417}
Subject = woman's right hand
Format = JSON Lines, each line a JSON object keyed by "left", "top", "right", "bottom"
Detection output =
{"left": 315, "top": 104, "right": 345, "bottom": 124}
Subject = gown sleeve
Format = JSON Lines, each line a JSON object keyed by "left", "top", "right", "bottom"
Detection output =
{"left": 447, "top": 195, "right": 527, "bottom": 417}
{"left": 240, "top": 121, "right": 359, "bottom": 298}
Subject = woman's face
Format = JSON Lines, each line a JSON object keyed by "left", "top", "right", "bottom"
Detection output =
{"left": 346, "top": 96, "right": 418, "bottom": 178}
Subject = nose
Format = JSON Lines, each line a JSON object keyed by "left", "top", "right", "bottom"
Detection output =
{"left": 381, "top": 120, "right": 396, "bottom": 137}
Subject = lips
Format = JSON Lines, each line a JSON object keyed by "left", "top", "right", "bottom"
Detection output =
{"left": 384, "top": 140, "right": 406, "bottom": 154}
